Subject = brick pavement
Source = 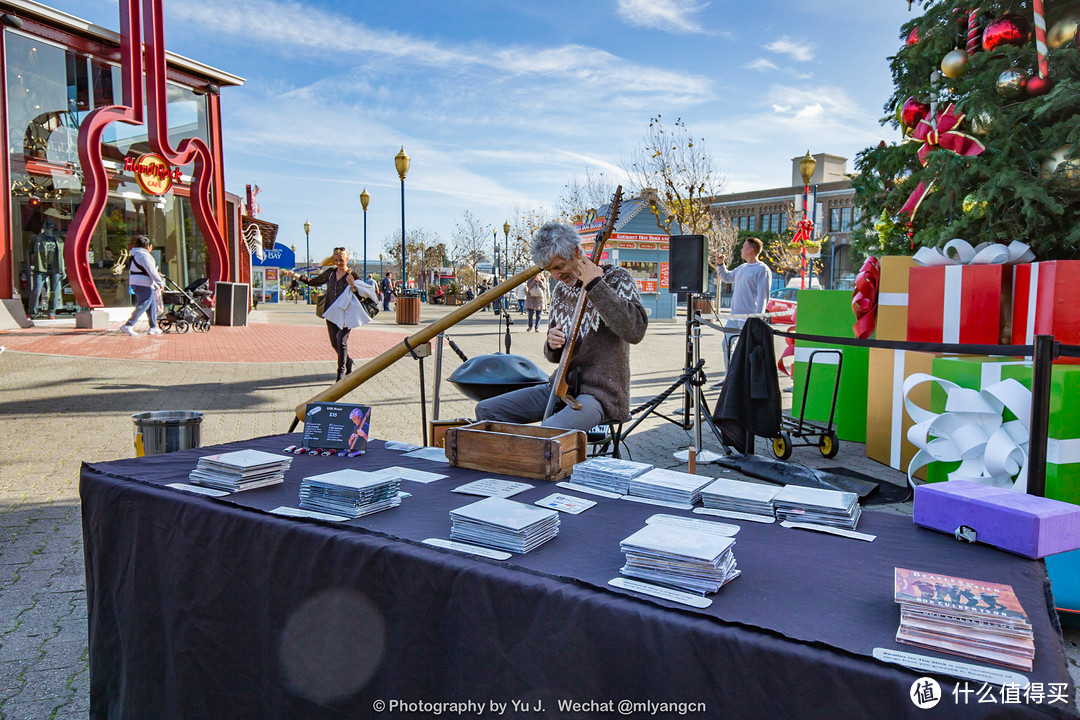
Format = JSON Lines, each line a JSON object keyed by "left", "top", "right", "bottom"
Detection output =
{"left": 0, "top": 301, "right": 1077, "bottom": 717}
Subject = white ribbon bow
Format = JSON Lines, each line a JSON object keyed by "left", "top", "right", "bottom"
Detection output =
{"left": 912, "top": 239, "right": 1035, "bottom": 267}
{"left": 903, "top": 372, "right": 1031, "bottom": 492}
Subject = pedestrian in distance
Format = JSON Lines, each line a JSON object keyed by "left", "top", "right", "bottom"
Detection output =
{"left": 714, "top": 237, "right": 771, "bottom": 377}
{"left": 119, "top": 234, "right": 165, "bottom": 336}
{"left": 286, "top": 248, "right": 378, "bottom": 381}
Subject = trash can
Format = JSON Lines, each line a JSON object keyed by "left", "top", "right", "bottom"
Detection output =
{"left": 396, "top": 292, "right": 422, "bottom": 325}
{"left": 132, "top": 410, "right": 204, "bottom": 456}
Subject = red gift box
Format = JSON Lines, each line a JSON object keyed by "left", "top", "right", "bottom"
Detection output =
{"left": 907, "top": 264, "right": 1012, "bottom": 344}
{"left": 1012, "top": 261, "right": 1080, "bottom": 362}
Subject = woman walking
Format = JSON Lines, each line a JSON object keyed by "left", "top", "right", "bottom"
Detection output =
{"left": 118, "top": 235, "right": 165, "bottom": 336}
{"left": 524, "top": 272, "right": 546, "bottom": 332}
{"left": 286, "top": 248, "right": 377, "bottom": 380}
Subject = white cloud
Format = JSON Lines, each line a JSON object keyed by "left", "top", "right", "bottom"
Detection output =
{"left": 615, "top": 0, "right": 709, "bottom": 34}
{"left": 747, "top": 58, "right": 780, "bottom": 72}
{"left": 765, "top": 37, "right": 815, "bottom": 62}
{"left": 167, "top": 0, "right": 712, "bottom": 104}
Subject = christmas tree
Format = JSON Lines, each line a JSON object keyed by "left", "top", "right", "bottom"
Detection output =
{"left": 852, "top": 1, "right": 1080, "bottom": 259}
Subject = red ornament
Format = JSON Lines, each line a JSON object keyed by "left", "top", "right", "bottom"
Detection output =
{"left": 901, "top": 97, "right": 931, "bottom": 129}
{"left": 906, "top": 27, "right": 920, "bottom": 46}
{"left": 1026, "top": 75, "right": 1054, "bottom": 97}
{"left": 982, "top": 13, "right": 1032, "bottom": 52}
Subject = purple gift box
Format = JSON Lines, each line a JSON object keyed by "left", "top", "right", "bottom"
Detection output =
{"left": 913, "top": 480, "right": 1080, "bottom": 559}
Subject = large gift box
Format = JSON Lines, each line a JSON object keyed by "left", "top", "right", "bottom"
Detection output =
{"left": 907, "top": 264, "right": 1012, "bottom": 345}
{"left": 791, "top": 290, "right": 868, "bottom": 443}
{"left": 914, "top": 479, "right": 1080, "bottom": 559}
{"left": 865, "top": 256, "right": 933, "bottom": 473}
{"left": 866, "top": 349, "right": 934, "bottom": 474}
{"left": 921, "top": 356, "right": 1080, "bottom": 504}
{"left": 1012, "top": 260, "right": 1080, "bottom": 362}
{"left": 875, "top": 256, "right": 916, "bottom": 342}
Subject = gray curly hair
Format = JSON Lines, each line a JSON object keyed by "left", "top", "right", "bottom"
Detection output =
{"left": 530, "top": 222, "right": 582, "bottom": 268}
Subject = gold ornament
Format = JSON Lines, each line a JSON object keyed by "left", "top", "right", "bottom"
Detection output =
{"left": 962, "top": 194, "right": 987, "bottom": 217}
{"left": 1047, "top": 12, "right": 1080, "bottom": 49}
{"left": 968, "top": 110, "right": 993, "bottom": 137}
{"left": 996, "top": 68, "right": 1028, "bottom": 99}
{"left": 874, "top": 210, "right": 895, "bottom": 237}
{"left": 1040, "top": 145, "right": 1080, "bottom": 189}
{"left": 941, "top": 49, "right": 969, "bottom": 78}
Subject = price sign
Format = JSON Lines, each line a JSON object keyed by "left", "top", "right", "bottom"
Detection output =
{"left": 303, "top": 402, "right": 372, "bottom": 451}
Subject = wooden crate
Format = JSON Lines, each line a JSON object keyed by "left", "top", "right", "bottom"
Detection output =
{"left": 428, "top": 418, "right": 471, "bottom": 449}
{"left": 444, "top": 421, "right": 586, "bottom": 482}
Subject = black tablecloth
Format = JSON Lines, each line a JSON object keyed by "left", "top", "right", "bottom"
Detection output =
{"left": 81, "top": 434, "right": 1079, "bottom": 719}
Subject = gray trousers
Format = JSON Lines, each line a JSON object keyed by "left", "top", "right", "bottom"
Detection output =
{"left": 475, "top": 382, "right": 606, "bottom": 433}
{"left": 721, "top": 318, "right": 745, "bottom": 373}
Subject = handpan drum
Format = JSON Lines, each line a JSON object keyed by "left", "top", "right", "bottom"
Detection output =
{"left": 447, "top": 353, "right": 548, "bottom": 402}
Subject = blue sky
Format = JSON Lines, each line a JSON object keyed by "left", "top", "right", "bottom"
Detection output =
{"left": 47, "top": 0, "right": 913, "bottom": 264}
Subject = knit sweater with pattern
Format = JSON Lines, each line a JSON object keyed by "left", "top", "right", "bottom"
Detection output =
{"left": 543, "top": 265, "right": 648, "bottom": 421}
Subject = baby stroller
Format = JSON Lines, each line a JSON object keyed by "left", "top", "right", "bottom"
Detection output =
{"left": 158, "top": 277, "right": 213, "bottom": 333}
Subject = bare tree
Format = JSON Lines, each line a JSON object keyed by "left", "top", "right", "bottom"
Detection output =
{"left": 383, "top": 227, "right": 441, "bottom": 288}
{"left": 623, "top": 115, "right": 725, "bottom": 242}
{"left": 557, "top": 168, "right": 617, "bottom": 224}
{"left": 506, "top": 204, "right": 556, "bottom": 274}
{"left": 450, "top": 210, "right": 490, "bottom": 288}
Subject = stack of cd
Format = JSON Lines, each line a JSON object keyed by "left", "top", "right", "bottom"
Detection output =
{"left": 628, "top": 468, "right": 714, "bottom": 506}
{"left": 619, "top": 523, "right": 739, "bottom": 595}
{"left": 700, "top": 477, "right": 781, "bottom": 517}
{"left": 449, "top": 497, "right": 560, "bottom": 553}
{"left": 189, "top": 449, "right": 292, "bottom": 492}
{"left": 773, "top": 485, "right": 862, "bottom": 529}
{"left": 299, "top": 469, "right": 401, "bottom": 518}
{"left": 569, "top": 457, "right": 653, "bottom": 495}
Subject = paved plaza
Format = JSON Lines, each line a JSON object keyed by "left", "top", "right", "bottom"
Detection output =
{"left": 1, "top": 300, "right": 1078, "bottom": 718}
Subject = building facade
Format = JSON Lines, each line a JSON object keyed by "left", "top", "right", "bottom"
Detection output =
{"left": 709, "top": 153, "right": 859, "bottom": 290}
{"left": 0, "top": 0, "right": 244, "bottom": 325}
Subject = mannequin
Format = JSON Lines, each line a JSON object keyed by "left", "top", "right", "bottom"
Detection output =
{"left": 29, "top": 218, "right": 64, "bottom": 318}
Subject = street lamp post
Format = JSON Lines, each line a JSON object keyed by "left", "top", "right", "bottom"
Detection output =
{"left": 502, "top": 220, "right": 510, "bottom": 310}
{"left": 798, "top": 151, "right": 817, "bottom": 290}
{"left": 360, "top": 188, "right": 370, "bottom": 279}
{"left": 395, "top": 148, "right": 410, "bottom": 292}
{"left": 303, "top": 219, "right": 311, "bottom": 303}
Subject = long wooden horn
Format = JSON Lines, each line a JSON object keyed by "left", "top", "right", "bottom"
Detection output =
{"left": 290, "top": 265, "right": 543, "bottom": 428}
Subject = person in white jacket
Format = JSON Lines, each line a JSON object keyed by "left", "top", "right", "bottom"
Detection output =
{"left": 119, "top": 235, "right": 165, "bottom": 336}
{"left": 285, "top": 248, "right": 379, "bottom": 381}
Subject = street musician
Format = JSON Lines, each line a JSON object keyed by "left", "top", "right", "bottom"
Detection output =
{"left": 475, "top": 222, "right": 648, "bottom": 431}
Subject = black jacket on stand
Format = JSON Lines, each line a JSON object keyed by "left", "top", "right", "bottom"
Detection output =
{"left": 712, "top": 317, "right": 781, "bottom": 453}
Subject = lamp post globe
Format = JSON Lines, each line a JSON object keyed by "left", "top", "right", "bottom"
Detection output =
{"left": 303, "top": 219, "right": 311, "bottom": 302}
{"left": 395, "top": 148, "right": 410, "bottom": 293}
{"left": 360, "top": 188, "right": 370, "bottom": 279}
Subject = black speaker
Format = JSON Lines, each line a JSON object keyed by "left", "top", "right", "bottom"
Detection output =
{"left": 214, "top": 281, "right": 249, "bottom": 326}
{"left": 668, "top": 234, "right": 709, "bottom": 294}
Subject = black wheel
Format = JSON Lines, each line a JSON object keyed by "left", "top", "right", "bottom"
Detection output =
{"left": 819, "top": 430, "right": 840, "bottom": 459}
{"left": 158, "top": 318, "right": 173, "bottom": 333}
{"left": 771, "top": 432, "right": 793, "bottom": 461}
{"left": 175, "top": 319, "right": 190, "bottom": 334}
{"left": 195, "top": 319, "right": 211, "bottom": 333}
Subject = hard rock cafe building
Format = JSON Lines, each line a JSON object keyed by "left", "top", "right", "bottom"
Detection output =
{"left": 0, "top": 0, "right": 247, "bottom": 327}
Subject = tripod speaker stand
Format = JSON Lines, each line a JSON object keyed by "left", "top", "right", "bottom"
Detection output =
{"left": 613, "top": 294, "right": 729, "bottom": 461}
{"left": 674, "top": 295, "right": 725, "bottom": 463}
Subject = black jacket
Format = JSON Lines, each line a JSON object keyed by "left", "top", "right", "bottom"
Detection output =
{"left": 712, "top": 318, "right": 781, "bottom": 451}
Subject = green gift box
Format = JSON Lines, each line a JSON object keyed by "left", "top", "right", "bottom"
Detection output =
{"left": 924, "top": 356, "right": 1080, "bottom": 504}
{"left": 791, "top": 290, "right": 868, "bottom": 443}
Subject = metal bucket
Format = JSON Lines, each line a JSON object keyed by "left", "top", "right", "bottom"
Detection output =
{"left": 132, "top": 410, "right": 203, "bottom": 456}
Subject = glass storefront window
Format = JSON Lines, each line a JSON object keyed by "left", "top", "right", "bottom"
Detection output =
{"left": 6, "top": 30, "right": 213, "bottom": 311}
{"left": 620, "top": 260, "right": 659, "bottom": 294}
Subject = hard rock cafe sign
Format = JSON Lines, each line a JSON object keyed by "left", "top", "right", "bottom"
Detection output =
{"left": 63, "top": 0, "right": 229, "bottom": 308}
{"left": 126, "top": 153, "right": 180, "bottom": 195}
